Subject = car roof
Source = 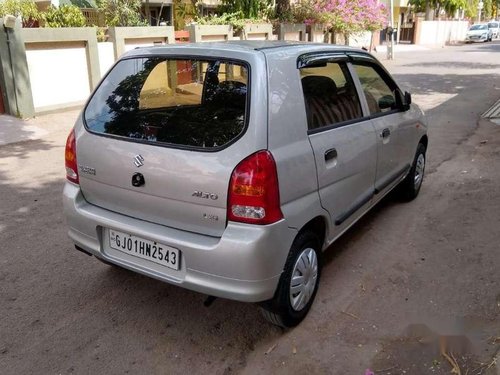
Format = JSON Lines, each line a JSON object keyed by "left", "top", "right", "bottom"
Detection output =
{"left": 123, "top": 40, "right": 366, "bottom": 58}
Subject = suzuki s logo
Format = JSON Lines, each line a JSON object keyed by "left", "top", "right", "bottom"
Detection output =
{"left": 134, "top": 154, "right": 144, "bottom": 167}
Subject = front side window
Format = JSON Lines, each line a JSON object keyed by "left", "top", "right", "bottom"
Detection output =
{"left": 470, "top": 24, "right": 488, "bottom": 30}
{"left": 85, "top": 57, "right": 249, "bottom": 149}
{"left": 299, "top": 61, "right": 362, "bottom": 130}
{"left": 353, "top": 63, "right": 398, "bottom": 115}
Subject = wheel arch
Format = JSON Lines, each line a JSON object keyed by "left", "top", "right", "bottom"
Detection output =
{"left": 297, "top": 216, "right": 328, "bottom": 251}
{"left": 419, "top": 134, "right": 428, "bottom": 150}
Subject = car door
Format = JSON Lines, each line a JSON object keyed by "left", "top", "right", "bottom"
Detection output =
{"left": 298, "top": 55, "right": 378, "bottom": 239}
{"left": 350, "top": 56, "right": 413, "bottom": 196}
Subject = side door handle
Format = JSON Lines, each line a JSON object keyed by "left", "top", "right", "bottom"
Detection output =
{"left": 324, "top": 148, "right": 338, "bottom": 161}
{"left": 380, "top": 128, "right": 391, "bottom": 138}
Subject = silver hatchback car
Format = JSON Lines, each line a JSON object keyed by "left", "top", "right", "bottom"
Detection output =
{"left": 63, "top": 41, "right": 428, "bottom": 327}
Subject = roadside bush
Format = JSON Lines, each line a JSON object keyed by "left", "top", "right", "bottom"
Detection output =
{"left": 97, "top": 0, "right": 147, "bottom": 26}
{"left": 196, "top": 12, "right": 245, "bottom": 31}
{"left": 195, "top": 11, "right": 267, "bottom": 33}
{"left": 96, "top": 27, "right": 108, "bottom": 42}
{"left": 217, "top": 0, "right": 273, "bottom": 20}
{"left": 0, "top": 0, "right": 40, "bottom": 27}
{"left": 42, "top": 5, "right": 86, "bottom": 27}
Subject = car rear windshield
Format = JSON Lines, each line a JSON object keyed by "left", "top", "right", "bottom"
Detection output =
{"left": 84, "top": 57, "right": 249, "bottom": 149}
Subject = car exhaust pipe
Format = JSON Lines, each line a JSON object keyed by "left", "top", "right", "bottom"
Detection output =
{"left": 204, "top": 296, "right": 217, "bottom": 307}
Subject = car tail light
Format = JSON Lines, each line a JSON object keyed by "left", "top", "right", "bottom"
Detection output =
{"left": 65, "top": 129, "right": 79, "bottom": 184}
{"left": 228, "top": 150, "right": 283, "bottom": 225}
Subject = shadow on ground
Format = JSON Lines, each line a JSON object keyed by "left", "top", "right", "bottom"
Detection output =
{"left": 0, "top": 134, "right": 286, "bottom": 374}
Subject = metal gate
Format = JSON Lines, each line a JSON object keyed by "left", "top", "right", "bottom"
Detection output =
{"left": 399, "top": 22, "right": 416, "bottom": 43}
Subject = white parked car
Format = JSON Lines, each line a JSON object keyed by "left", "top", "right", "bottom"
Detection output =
{"left": 465, "top": 24, "right": 493, "bottom": 42}
{"left": 488, "top": 21, "right": 500, "bottom": 39}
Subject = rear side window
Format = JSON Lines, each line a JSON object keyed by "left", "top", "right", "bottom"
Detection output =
{"left": 299, "top": 61, "right": 362, "bottom": 130}
{"left": 84, "top": 57, "right": 249, "bottom": 149}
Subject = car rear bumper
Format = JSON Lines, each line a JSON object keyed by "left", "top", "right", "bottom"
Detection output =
{"left": 63, "top": 182, "right": 297, "bottom": 303}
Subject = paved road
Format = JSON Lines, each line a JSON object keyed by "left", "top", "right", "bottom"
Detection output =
{"left": 1, "top": 42, "right": 499, "bottom": 375}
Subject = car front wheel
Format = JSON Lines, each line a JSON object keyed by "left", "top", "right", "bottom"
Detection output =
{"left": 259, "top": 231, "right": 321, "bottom": 328}
{"left": 398, "top": 143, "right": 426, "bottom": 201}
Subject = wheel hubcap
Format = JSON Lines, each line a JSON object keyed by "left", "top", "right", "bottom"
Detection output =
{"left": 289, "top": 248, "right": 318, "bottom": 312}
{"left": 414, "top": 153, "right": 425, "bottom": 190}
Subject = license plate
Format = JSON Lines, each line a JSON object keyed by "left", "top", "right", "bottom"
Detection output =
{"left": 109, "top": 229, "right": 180, "bottom": 270}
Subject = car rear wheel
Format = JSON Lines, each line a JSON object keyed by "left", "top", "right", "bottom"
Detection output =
{"left": 398, "top": 143, "right": 426, "bottom": 201}
{"left": 259, "top": 231, "right": 321, "bottom": 328}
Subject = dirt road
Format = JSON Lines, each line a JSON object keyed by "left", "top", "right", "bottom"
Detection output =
{"left": 1, "top": 42, "right": 499, "bottom": 374}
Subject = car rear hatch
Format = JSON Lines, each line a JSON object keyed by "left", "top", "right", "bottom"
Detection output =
{"left": 76, "top": 50, "right": 267, "bottom": 237}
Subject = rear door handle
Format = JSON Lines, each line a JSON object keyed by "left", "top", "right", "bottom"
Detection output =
{"left": 380, "top": 128, "right": 391, "bottom": 138}
{"left": 324, "top": 148, "right": 337, "bottom": 161}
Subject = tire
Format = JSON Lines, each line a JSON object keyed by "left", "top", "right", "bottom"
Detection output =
{"left": 398, "top": 143, "right": 426, "bottom": 201}
{"left": 259, "top": 231, "right": 321, "bottom": 328}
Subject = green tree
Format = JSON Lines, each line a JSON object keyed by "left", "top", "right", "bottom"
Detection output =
{"left": 43, "top": 5, "right": 86, "bottom": 27}
{"left": 0, "top": 0, "right": 40, "bottom": 27}
{"left": 408, "top": 0, "right": 471, "bottom": 19}
{"left": 97, "top": 0, "right": 147, "bottom": 26}
{"left": 219, "top": 0, "right": 262, "bottom": 18}
{"left": 482, "top": 0, "right": 493, "bottom": 19}
{"left": 173, "top": 0, "right": 196, "bottom": 30}
{"left": 275, "top": 0, "right": 290, "bottom": 20}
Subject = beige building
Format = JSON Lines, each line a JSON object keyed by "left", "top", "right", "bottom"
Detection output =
{"left": 380, "top": 0, "right": 411, "bottom": 27}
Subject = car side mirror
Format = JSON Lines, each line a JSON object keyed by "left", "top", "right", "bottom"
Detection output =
{"left": 404, "top": 91, "right": 412, "bottom": 108}
{"left": 394, "top": 89, "right": 411, "bottom": 111}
